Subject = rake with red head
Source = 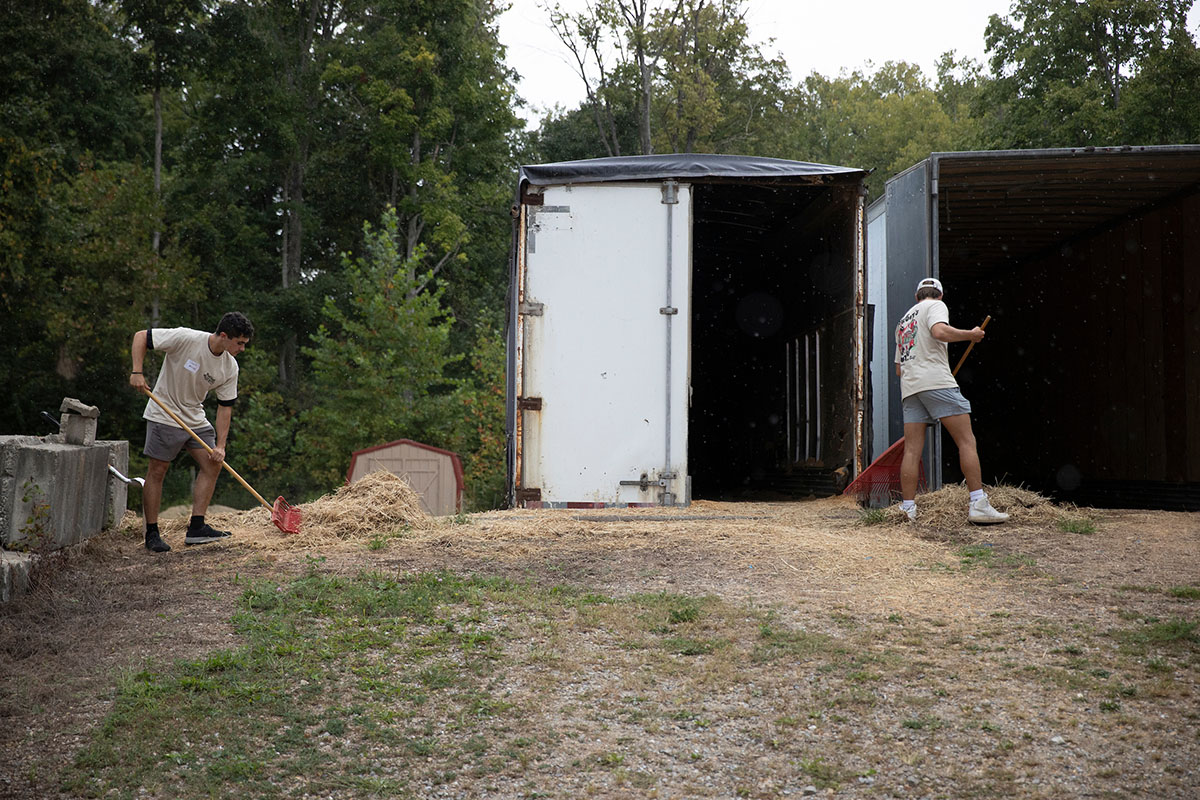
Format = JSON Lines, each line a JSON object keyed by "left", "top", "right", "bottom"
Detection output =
{"left": 142, "top": 388, "right": 302, "bottom": 534}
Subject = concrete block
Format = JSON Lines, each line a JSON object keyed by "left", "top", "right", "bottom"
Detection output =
{"left": 0, "top": 442, "right": 109, "bottom": 550}
{"left": 59, "top": 398, "right": 101, "bottom": 445}
{"left": 0, "top": 550, "right": 32, "bottom": 603}
{"left": 1, "top": 436, "right": 43, "bottom": 477}
{"left": 60, "top": 415, "right": 98, "bottom": 446}
{"left": 99, "top": 440, "right": 131, "bottom": 528}
{"left": 59, "top": 397, "right": 100, "bottom": 418}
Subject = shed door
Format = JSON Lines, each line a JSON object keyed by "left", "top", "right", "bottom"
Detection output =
{"left": 519, "top": 182, "right": 691, "bottom": 505}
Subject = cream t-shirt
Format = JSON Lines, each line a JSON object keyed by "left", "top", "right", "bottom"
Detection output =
{"left": 894, "top": 299, "right": 957, "bottom": 399}
{"left": 142, "top": 328, "right": 239, "bottom": 430}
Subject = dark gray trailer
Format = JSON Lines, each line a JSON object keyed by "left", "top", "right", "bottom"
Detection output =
{"left": 868, "top": 146, "right": 1200, "bottom": 510}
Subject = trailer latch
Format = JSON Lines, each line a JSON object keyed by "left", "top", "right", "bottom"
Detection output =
{"left": 619, "top": 472, "right": 675, "bottom": 491}
{"left": 620, "top": 474, "right": 659, "bottom": 491}
{"left": 517, "top": 396, "right": 542, "bottom": 411}
{"left": 520, "top": 301, "right": 544, "bottom": 316}
{"left": 659, "top": 306, "right": 678, "bottom": 315}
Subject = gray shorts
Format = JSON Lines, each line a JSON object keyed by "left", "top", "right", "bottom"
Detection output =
{"left": 144, "top": 420, "right": 215, "bottom": 461}
{"left": 902, "top": 387, "right": 972, "bottom": 424}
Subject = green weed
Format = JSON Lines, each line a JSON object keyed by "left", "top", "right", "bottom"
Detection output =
{"left": 1057, "top": 517, "right": 1096, "bottom": 534}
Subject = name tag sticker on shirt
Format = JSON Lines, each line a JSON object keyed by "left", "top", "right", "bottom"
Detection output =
{"left": 184, "top": 359, "right": 200, "bottom": 374}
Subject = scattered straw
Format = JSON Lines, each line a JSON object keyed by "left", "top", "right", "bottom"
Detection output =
{"left": 203, "top": 470, "right": 433, "bottom": 550}
{"left": 883, "top": 483, "right": 1087, "bottom": 538}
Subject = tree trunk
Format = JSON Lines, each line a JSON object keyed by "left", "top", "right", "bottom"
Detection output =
{"left": 152, "top": 82, "right": 163, "bottom": 326}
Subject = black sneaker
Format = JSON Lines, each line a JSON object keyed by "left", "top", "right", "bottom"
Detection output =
{"left": 145, "top": 533, "right": 171, "bottom": 553}
{"left": 184, "top": 524, "right": 233, "bottom": 546}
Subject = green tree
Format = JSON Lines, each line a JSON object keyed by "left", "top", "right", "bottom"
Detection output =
{"left": 0, "top": 0, "right": 147, "bottom": 432}
{"left": 978, "top": 0, "right": 1187, "bottom": 147}
{"left": 1118, "top": 17, "right": 1200, "bottom": 142}
{"left": 651, "top": 0, "right": 790, "bottom": 154}
{"left": 782, "top": 62, "right": 959, "bottom": 199}
{"left": 298, "top": 207, "right": 461, "bottom": 489}
{"left": 116, "top": 0, "right": 209, "bottom": 323}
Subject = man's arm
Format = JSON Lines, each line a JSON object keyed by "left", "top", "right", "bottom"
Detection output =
{"left": 211, "top": 404, "right": 232, "bottom": 463}
{"left": 130, "top": 330, "right": 149, "bottom": 391}
{"left": 931, "top": 322, "right": 985, "bottom": 344}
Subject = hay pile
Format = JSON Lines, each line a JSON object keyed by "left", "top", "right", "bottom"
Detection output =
{"left": 883, "top": 483, "right": 1087, "bottom": 536}
{"left": 206, "top": 470, "right": 433, "bottom": 550}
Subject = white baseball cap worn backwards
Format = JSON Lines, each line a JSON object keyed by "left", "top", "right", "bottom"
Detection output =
{"left": 916, "top": 277, "right": 943, "bottom": 294}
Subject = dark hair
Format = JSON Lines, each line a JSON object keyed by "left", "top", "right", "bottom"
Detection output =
{"left": 216, "top": 311, "right": 254, "bottom": 339}
{"left": 916, "top": 287, "right": 942, "bottom": 301}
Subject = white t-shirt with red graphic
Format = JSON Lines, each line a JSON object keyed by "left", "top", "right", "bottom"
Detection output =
{"left": 142, "top": 328, "right": 239, "bottom": 430}
{"left": 894, "top": 299, "right": 958, "bottom": 400}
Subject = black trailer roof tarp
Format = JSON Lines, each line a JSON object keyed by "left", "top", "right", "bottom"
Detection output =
{"left": 520, "top": 153, "right": 865, "bottom": 187}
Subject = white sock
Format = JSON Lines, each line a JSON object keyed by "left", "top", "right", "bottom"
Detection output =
{"left": 969, "top": 489, "right": 985, "bottom": 504}
{"left": 900, "top": 500, "right": 916, "bottom": 511}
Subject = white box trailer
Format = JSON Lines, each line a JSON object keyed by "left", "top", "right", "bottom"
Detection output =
{"left": 506, "top": 154, "right": 869, "bottom": 508}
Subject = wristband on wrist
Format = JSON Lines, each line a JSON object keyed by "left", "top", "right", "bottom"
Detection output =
{"left": 131, "top": 371, "right": 142, "bottom": 374}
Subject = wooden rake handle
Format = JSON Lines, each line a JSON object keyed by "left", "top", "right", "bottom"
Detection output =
{"left": 141, "top": 387, "right": 273, "bottom": 511}
{"left": 952, "top": 315, "right": 991, "bottom": 377}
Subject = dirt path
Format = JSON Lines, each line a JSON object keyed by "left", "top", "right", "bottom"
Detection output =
{"left": 1, "top": 496, "right": 1196, "bottom": 798}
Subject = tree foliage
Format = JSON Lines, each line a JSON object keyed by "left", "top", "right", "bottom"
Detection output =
{"left": 298, "top": 207, "right": 461, "bottom": 489}
{"left": 978, "top": 0, "right": 1199, "bottom": 147}
{"left": 4, "top": 0, "right": 1200, "bottom": 511}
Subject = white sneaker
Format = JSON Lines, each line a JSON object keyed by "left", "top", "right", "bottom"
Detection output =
{"left": 968, "top": 496, "right": 1009, "bottom": 524}
{"left": 900, "top": 504, "right": 917, "bottom": 521}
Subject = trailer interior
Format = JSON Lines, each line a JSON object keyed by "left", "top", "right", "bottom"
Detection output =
{"left": 688, "top": 180, "right": 863, "bottom": 500}
{"left": 931, "top": 148, "right": 1200, "bottom": 509}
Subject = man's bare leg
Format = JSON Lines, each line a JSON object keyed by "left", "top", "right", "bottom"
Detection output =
{"left": 939, "top": 413, "right": 982, "bottom": 493}
{"left": 900, "top": 422, "right": 928, "bottom": 501}
{"left": 142, "top": 458, "right": 171, "bottom": 525}
{"left": 186, "top": 446, "right": 222, "bottom": 517}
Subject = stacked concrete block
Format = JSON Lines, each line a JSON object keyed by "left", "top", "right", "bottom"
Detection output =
{"left": 59, "top": 397, "right": 100, "bottom": 447}
{"left": 0, "top": 436, "right": 111, "bottom": 551}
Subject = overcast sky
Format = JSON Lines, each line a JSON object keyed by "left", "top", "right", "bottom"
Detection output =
{"left": 496, "top": 0, "right": 1200, "bottom": 125}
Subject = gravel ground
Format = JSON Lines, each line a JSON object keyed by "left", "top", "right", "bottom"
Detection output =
{"left": 0, "top": 496, "right": 1196, "bottom": 799}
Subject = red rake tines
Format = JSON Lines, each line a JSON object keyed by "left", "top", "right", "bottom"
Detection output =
{"left": 842, "top": 438, "right": 925, "bottom": 507}
{"left": 272, "top": 496, "right": 302, "bottom": 535}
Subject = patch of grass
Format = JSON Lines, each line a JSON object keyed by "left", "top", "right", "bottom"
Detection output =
{"left": 902, "top": 715, "right": 943, "bottom": 731}
{"left": 752, "top": 620, "right": 837, "bottom": 664}
{"left": 1122, "top": 618, "right": 1199, "bottom": 647}
{"left": 858, "top": 508, "right": 887, "bottom": 525}
{"left": 800, "top": 756, "right": 845, "bottom": 788}
{"left": 1057, "top": 517, "right": 1096, "bottom": 534}
{"left": 1168, "top": 586, "right": 1200, "bottom": 600}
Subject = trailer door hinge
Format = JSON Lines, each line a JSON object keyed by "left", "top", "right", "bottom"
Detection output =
{"left": 520, "top": 301, "right": 544, "bottom": 316}
{"left": 515, "top": 488, "right": 541, "bottom": 503}
{"left": 661, "top": 180, "right": 679, "bottom": 205}
{"left": 517, "top": 396, "right": 542, "bottom": 411}
{"left": 659, "top": 306, "right": 678, "bottom": 315}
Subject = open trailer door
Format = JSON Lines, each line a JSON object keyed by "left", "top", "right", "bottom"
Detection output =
{"left": 513, "top": 181, "right": 691, "bottom": 506}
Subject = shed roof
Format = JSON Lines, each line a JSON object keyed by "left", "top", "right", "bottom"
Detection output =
{"left": 926, "top": 145, "right": 1200, "bottom": 278}
{"left": 520, "top": 153, "right": 865, "bottom": 188}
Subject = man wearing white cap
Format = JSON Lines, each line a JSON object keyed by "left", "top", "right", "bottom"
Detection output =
{"left": 893, "top": 277, "right": 1008, "bottom": 523}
